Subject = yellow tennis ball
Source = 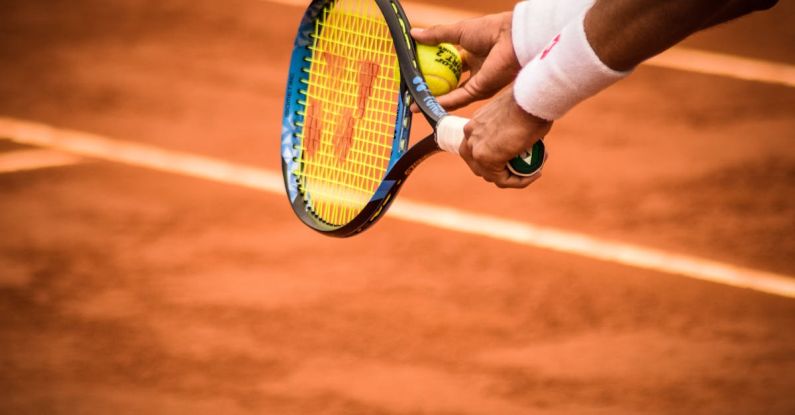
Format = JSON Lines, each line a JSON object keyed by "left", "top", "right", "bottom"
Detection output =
{"left": 417, "top": 43, "right": 462, "bottom": 96}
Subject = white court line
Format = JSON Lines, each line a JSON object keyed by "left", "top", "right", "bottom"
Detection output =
{"left": 264, "top": 0, "right": 795, "bottom": 88}
{"left": 1, "top": 116, "right": 794, "bottom": 299}
{"left": 0, "top": 148, "right": 83, "bottom": 174}
{"left": 646, "top": 48, "right": 795, "bottom": 88}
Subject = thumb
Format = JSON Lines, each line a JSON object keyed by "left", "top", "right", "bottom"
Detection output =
{"left": 411, "top": 87, "right": 477, "bottom": 113}
{"left": 434, "top": 73, "right": 496, "bottom": 111}
{"left": 410, "top": 24, "right": 464, "bottom": 45}
{"left": 434, "top": 86, "right": 480, "bottom": 112}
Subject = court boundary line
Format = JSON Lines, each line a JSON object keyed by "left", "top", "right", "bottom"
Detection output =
{"left": 263, "top": 0, "right": 795, "bottom": 88}
{"left": 1, "top": 116, "right": 793, "bottom": 299}
{"left": 0, "top": 148, "right": 83, "bottom": 174}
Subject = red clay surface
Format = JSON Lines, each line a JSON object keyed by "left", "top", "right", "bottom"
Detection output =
{"left": 1, "top": 0, "right": 794, "bottom": 414}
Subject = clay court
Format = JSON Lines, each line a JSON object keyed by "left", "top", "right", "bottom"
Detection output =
{"left": 1, "top": 0, "right": 794, "bottom": 413}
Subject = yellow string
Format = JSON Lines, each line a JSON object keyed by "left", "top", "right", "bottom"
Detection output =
{"left": 298, "top": 0, "right": 400, "bottom": 226}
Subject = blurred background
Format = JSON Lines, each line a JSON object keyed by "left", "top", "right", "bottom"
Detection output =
{"left": 1, "top": 0, "right": 794, "bottom": 414}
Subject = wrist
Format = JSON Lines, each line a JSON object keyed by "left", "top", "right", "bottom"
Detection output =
{"left": 512, "top": 0, "right": 597, "bottom": 66}
{"left": 513, "top": 10, "right": 631, "bottom": 121}
{"left": 509, "top": 89, "right": 548, "bottom": 126}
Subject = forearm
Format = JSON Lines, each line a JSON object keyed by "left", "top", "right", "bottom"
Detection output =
{"left": 586, "top": 0, "right": 777, "bottom": 71}
{"left": 586, "top": 0, "right": 728, "bottom": 71}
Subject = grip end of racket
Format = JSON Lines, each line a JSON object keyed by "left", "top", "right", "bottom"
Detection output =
{"left": 507, "top": 140, "right": 546, "bottom": 177}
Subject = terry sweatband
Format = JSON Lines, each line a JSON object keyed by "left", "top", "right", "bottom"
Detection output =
{"left": 512, "top": 0, "right": 596, "bottom": 66}
{"left": 513, "top": 11, "right": 632, "bottom": 121}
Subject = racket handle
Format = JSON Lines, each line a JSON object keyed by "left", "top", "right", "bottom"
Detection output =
{"left": 436, "top": 115, "right": 546, "bottom": 177}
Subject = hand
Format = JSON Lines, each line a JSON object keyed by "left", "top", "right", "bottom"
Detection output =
{"left": 460, "top": 90, "right": 552, "bottom": 189}
{"left": 411, "top": 12, "right": 521, "bottom": 111}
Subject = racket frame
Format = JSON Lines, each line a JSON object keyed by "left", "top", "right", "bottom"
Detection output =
{"left": 281, "top": 0, "right": 540, "bottom": 237}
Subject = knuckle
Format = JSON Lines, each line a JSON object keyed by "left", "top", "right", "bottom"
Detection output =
{"left": 472, "top": 147, "right": 499, "bottom": 167}
{"left": 470, "top": 144, "right": 483, "bottom": 160}
{"left": 471, "top": 147, "right": 490, "bottom": 165}
{"left": 521, "top": 176, "right": 540, "bottom": 187}
{"left": 463, "top": 122, "right": 474, "bottom": 137}
{"left": 466, "top": 114, "right": 483, "bottom": 127}
{"left": 464, "top": 81, "right": 488, "bottom": 99}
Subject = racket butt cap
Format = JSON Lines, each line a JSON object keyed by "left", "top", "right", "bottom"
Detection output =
{"left": 507, "top": 141, "right": 546, "bottom": 177}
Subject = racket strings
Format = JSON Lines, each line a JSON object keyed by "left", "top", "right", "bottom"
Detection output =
{"left": 297, "top": 0, "right": 400, "bottom": 226}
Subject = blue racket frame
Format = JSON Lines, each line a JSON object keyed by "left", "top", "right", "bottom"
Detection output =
{"left": 281, "top": 0, "right": 544, "bottom": 237}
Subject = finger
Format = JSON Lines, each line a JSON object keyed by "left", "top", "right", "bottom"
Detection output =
{"left": 458, "top": 126, "right": 473, "bottom": 159}
{"left": 439, "top": 71, "right": 503, "bottom": 111}
{"left": 493, "top": 170, "right": 542, "bottom": 189}
{"left": 458, "top": 131, "right": 485, "bottom": 177}
{"left": 434, "top": 85, "right": 483, "bottom": 112}
{"left": 457, "top": 48, "right": 471, "bottom": 73}
{"left": 412, "top": 88, "right": 472, "bottom": 112}
{"left": 411, "top": 25, "right": 464, "bottom": 45}
{"left": 462, "top": 118, "right": 474, "bottom": 138}
{"left": 415, "top": 87, "right": 476, "bottom": 112}
{"left": 469, "top": 158, "right": 505, "bottom": 184}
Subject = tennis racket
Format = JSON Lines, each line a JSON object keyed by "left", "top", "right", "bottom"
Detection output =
{"left": 281, "top": 0, "right": 546, "bottom": 237}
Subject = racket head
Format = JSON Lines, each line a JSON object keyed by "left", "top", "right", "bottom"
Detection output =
{"left": 281, "top": 0, "right": 415, "bottom": 235}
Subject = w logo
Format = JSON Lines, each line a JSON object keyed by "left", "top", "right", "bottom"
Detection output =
{"left": 541, "top": 34, "right": 561, "bottom": 60}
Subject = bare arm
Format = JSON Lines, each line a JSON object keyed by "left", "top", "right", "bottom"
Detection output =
{"left": 454, "top": 0, "right": 778, "bottom": 188}
{"left": 587, "top": 0, "right": 778, "bottom": 71}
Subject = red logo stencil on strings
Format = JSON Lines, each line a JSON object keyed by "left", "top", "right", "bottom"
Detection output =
{"left": 304, "top": 100, "right": 322, "bottom": 158}
{"left": 334, "top": 108, "right": 355, "bottom": 162}
{"left": 334, "top": 60, "right": 380, "bottom": 163}
{"left": 540, "top": 34, "right": 561, "bottom": 60}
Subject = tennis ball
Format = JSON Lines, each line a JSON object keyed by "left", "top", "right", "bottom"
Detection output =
{"left": 417, "top": 43, "right": 462, "bottom": 96}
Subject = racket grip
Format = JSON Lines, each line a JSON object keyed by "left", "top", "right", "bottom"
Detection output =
{"left": 436, "top": 115, "right": 546, "bottom": 177}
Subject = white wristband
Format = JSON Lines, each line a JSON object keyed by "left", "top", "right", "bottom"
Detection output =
{"left": 512, "top": 0, "right": 596, "bottom": 66}
{"left": 513, "top": 11, "right": 631, "bottom": 121}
